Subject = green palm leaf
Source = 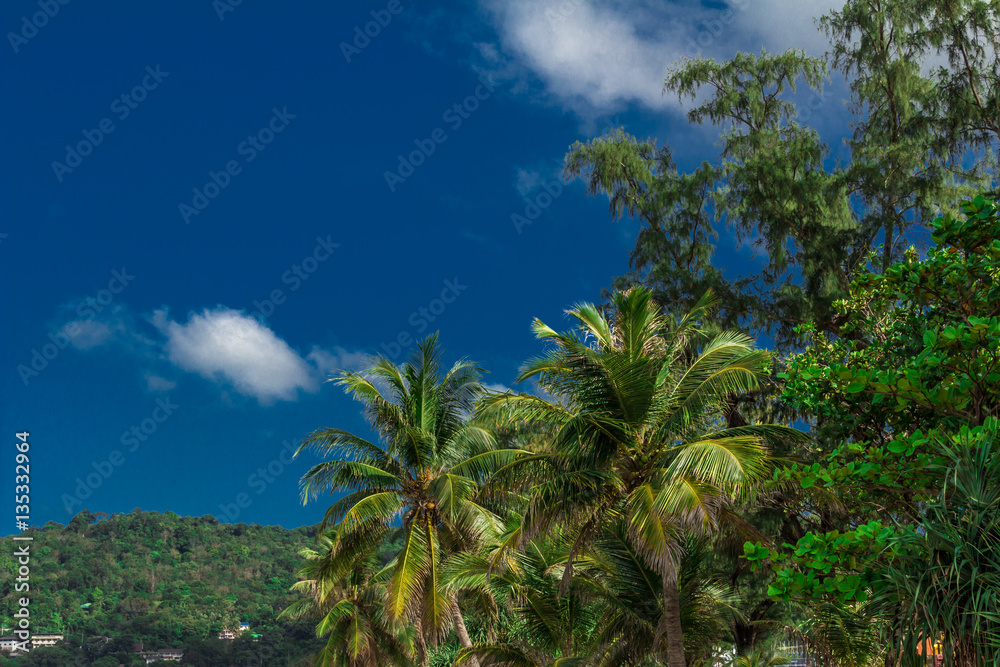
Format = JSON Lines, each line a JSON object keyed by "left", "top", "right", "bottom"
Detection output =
{"left": 339, "top": 491, "right": 404, "bottom": 534}
{"left": 386, "top": 522, "right": 429, "bottom": 622}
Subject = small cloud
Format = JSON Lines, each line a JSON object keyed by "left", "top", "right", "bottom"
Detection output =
{"left": 152, "top": 307, "right": 318, "bottom": 405}
{"left": 475, "top": 41, "right": 501, "bottom": 63}
{"left": 481, "top": 0, "right": 686, "bottom": 114}
{"left": 483, "top": 382, "right": 512, "bottom": 394}
{"left": 62, "top": 320, "right": 114, "bottom": 350}
{"left": 515, "top": 168, "right": 545, "bottom": 196}
{"left": 54, "top": 301, "right": 158, "bottom": 355}
{"left": 52, "top": 299, "right": 373, "bottom": 406}
{"left": 145, "top": 374, "right": 177, "bottom": 392}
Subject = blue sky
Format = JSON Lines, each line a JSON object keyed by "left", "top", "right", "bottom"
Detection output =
{"left": 2, "top": 0, "right": 851, "bottom": 530}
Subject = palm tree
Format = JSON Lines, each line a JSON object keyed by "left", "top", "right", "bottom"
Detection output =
{"left": 481, "top": 288, "right": 802, "bottom": 667}
{"left": 279, "top": 527, "right": 414, "bottom": 667}
{"left": 594, "top": 527, "right": 741, "bottom": 666}
{"left": 730, "top": 650, "right": 791, "bottom": 667}
{"left": 295, "top": 335, "right": 526, "bottom": 665}
{"left": 448, "top": 524, "right": 742, "bottom": 667}
{"left": 449, "top": 530, "right": 602, "bottom": 667}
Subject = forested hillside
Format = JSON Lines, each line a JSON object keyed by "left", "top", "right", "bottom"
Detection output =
{"left": 0, "top": 510, "right": 326, "bottom": 666}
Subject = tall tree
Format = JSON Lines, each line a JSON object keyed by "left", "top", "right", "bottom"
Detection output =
{"left": 566, "top": 1, "right": 996, "bottom": 350}
{"left": 482, "top": 288, "right": 801, "bottom": 667}
{"left": 294, "top": 335, "right": 524, "bottom": 666}
{"left": 820, "top": 0, "right": 974, "bottom": 275}
{"left": 917, "top": 0, "right": 1000, "bottom": 165}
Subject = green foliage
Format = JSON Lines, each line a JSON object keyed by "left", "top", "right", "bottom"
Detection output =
{"left": 449, "top": 528, "right": 743, "bottom": 667}
{"left": 0, "top": 511, "right": 325, "bottom": 666}
{"left": 293, "top": 334, "right": 518, "bottom": 664}
{"left": 748, "top": 195, "right": 1000, "bottom": 665}
{"left": 744, "top": 520, "right": 894, "bottom": 604}
{"left": 478, "top": 288, "right": 798, "bottom": 667}
{"left": 779, "top": 196, "right": 1000, "bottom": 510}
{"left": 566, "top": 3, "right": 996, "bottom": 350}
{"left": 887, "top": 421, "right": 1000, "bottom": 664}
{"left": 283, "top": 3, "right": 1000, "bottom": 662}
{"left": 561, "top": 7, "right": 998, "bottom": 658}
{"left": 280, "top": 527, "right": 414, "bottom": 667}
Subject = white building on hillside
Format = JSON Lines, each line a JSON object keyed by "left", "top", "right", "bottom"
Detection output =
{"left": 141, "top": 647, "right": 184, "bottom": 663}
{"left": 31, "top": 634, "right": 64, "bottom": 649}
{"left": 0, "top": 636, "right": 21, "bottom": 652}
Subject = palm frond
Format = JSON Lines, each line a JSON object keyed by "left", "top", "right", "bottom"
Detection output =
{"left": 386, "top": 522, "right": 429, "bottom": 622}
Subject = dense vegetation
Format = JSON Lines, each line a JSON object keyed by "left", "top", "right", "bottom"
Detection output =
{"left": 281, "top": 1, "right": 1000, "bottom": 666}
{"left": 10, "top": 1, "right": 998, "bottom": 666}
{"left": 281, "top": 203, "right": 999, "bottom": 667}
{"left": 0, "top": 510, "right": 326, "bottom": 666}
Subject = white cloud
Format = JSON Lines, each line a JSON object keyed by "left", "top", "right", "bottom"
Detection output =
{"left": 483, "top": 0, "right": 682, "bottom": 113}
{"left": 479, "top": 0, "right": 846, "bottom": 116}
{"left": 51, "top": 299, "right": 371, "bottom": 405}
{"left": 740, "top": 0, "right": 844, "bottom": 56}
{"left": 151, "top": 307, "right": 319, "bottom": 405}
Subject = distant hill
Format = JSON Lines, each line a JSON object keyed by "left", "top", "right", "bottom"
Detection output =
{"left": 0, "top": 509, "right": 327, "bottom": 666}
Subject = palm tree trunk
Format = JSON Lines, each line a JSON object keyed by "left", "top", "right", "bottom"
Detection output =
{"left": 452, "top": 604, "right": 480, "bottom": 667}
{"left": 662, "top": 571, "right": 686, "bottom": 667}
{"left": 414, "top": 608, "right": 429, "bottom": 666}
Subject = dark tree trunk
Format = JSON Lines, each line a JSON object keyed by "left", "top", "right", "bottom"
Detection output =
{"left": 883, "top": 220, "right": 895, "bottom": 273}
{"left": 733, "top": 619, "right": 757, "bottom": 655}
{"left": 724, "top": 393, "right": 747, "bottom": 428}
